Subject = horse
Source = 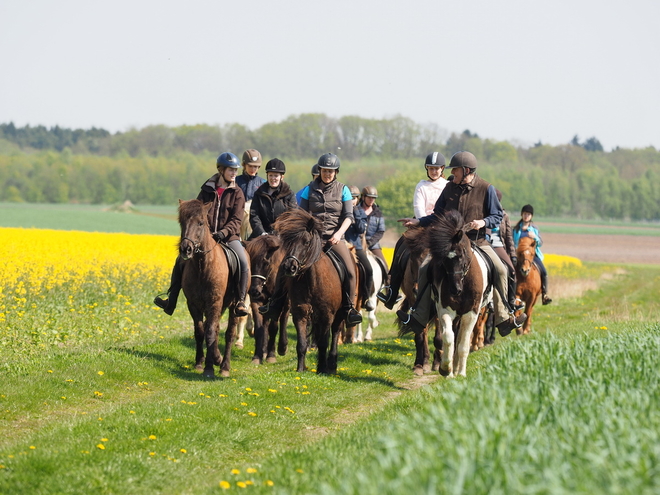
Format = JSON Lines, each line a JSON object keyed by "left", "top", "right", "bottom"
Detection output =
{"left": 178, "top": 199, "right": 247, "bottom": 378}
{"left": 245, "top": 234, "right": 290, "bottom": 364}
{"left": 234, "top": 199, "right": 255, "bottom": 348}
{"left": 273, "top": 208, "right": 355, "bottom": 374}
{"left": 396, "top": 232, "right": 438, "bottom": 376}
{"left": 514, "top": 236, "right": 542, "bottom": 335}
{"left": 404, "top": 210, "right": 493, "bottom": 378}
{"left": 355, "top": 249, "right": 383, "bottom": 343}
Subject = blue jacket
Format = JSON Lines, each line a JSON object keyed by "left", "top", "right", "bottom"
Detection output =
{"left": 364, "top": 204, "right": 386, "bottom": 250}
{"left": 512, "top": 222, "right": 544, "bottom": 260}
{"left": 345, "top": 205, "right": 367, "bottom": 250}
{"left": 236, "top": 173, "right": 266, "bottom": 202}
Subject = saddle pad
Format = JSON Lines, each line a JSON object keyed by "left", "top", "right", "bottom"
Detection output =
{"left": 325, "top": 248, "right": 346, "bottom": 285}
{"left": 220, "top": 243, "right": 241, "bottom": 292}
{"left": 471, "top": 243, "right": 495, "bottom": 299}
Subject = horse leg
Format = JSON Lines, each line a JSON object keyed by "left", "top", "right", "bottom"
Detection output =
{"left": 438, "top": 312, "right": 454, "bottom": 377}
{"left": 327, "top": 317, "right": 342, "bottom": 374}
{"left": 251, "top": 311, "right": 265, "bottom": 364}
{"left": 365, "top": 308, "right": 378, "bottom": 341}
{"left": 355, "top": 321, "right": 363, "bottom": 343}
{"left": 203, "top": 308, "right": 223, "bottom": 378}
{"left": 220, "top": 313, "right": 237, "bottom": 378}
{"left": 455, "top": 312, "right": 478, "bottom": 377}
{"left": 190, "top": 305, "right": 206, "bottom": 371}
{"left": 277, "top": 308, "right": 289, "bottom": 356}
{"left": 315, "top": 318, "right": 330, "bottom": 374}
{"left": 293, "top": 310, "right": 310, "bottom": 373}
{"left": 266, "top": 319, "right": 278, "bottom": 363}
{"left": 431, "top": 319, "right": 441, "bottom": 372}
{"left": 413, "top": 329, "right": 427, "bottom": 376}
{"left": 235, "top": 314, "right": 247, "bottom": 349}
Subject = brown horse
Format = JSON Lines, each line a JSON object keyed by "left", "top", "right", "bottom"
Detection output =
{"left": 405, "top": 210, "right": 493, "bottom": 377}
{"left": 178, "top": 199, "right": 246, "bottom": 378}
{"left": 246, "top": 234, "right": 289, "bottom": 364}
{"left": 514, "top": 236, "right": 542, "bottom": 335}
{"left": 273, "top": 208, "right": 351, "bottom": 374}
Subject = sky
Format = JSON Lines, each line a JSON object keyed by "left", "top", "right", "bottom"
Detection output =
{"left": 1, "top": 0, "right": 658, "bottom": 151}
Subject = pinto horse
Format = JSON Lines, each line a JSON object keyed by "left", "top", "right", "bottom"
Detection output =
{"left": 405, "top": 210, "right": 493, "bottom": 378}
{"left": 514, "top": 236, "right": 542, "bottom": 335}
{"left": 355, "top": 249, "right": 383, "bottom": 343}
{"left": 178, "top": 199, "right": 246, "bottom": 378}
{"left": 272, "top": 208, "right": 352, "bottom": 374}
{"left": 246, "top": 234, "right": 289, "bottom": 364}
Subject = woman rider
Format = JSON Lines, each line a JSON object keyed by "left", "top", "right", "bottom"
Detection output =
{"left": 512, "top": 204, "right": 552, "bottom": 305}
{"left": 259, "top": 153, "right": 362, "bottom": 326}
{"left": 154, "top": 152, "right": 250, "bottom": 317}
{"left": 360, "top": 186, "right": 388, "bottom": 271}
{"left": 345, "top": 185, "right": 374, "bottom": 311}
{"left": 248, "top": 158, "right": 297, "bottom": 239}
{"left": 378, "top": 152, "right": 447, "bottom": 309}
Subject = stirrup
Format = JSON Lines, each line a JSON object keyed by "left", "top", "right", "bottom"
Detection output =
{"left": 376, "top": 286, "right": 392, "bottom": 303}
{"left": 235, "top": 301, "right": 248, "bottom": 317}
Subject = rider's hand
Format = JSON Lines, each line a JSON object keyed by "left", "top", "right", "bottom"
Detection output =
{"left": 329, "top": 232, "right": 342, "bottom": 245}
{"left": 213, "top": 231, "right": 226, "bottom": 243}
{"left": 467, "top": 219, "right": 485, "bottom": 231}
{"left": 397, "top": 218, "right": 419, "bottom": 228}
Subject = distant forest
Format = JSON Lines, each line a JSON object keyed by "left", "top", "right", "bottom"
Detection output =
{"left": 1, "top": 115, "right": 659, "bottom": 222}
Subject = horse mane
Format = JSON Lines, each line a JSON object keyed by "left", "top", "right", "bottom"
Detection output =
{"left": 273, "top": 209, "right": 324, "bottom": 267}
{"left": 178, "top": 198, "right": 205, "bottom": 224}
{"left": 426, "top": 210, "right": 466, "bottom": 259}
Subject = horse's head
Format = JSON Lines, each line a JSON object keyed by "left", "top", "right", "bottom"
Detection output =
{"left": 246, "top": 234, "right": 282, "bottom": 300}
{"left": 442, "top": 229, "right": 472, "bottom": 296}
{"left": 274, "top": 209, "right": 323, "bottom": 278}
{"left": 516, "top": 237, "right": 536, "bottom": 278}
{"left": 178, "top": 199, "right": 213, "bottom": 261}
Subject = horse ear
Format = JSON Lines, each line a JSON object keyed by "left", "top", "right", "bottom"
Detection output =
{"left": 452, "top": 230, "right": 464, "bottom": 243}
{"left": 178, "top": 199, "right": 184, "bottom": 206}
{"left": 306, "top": 216, "right": 317, "bottom": 233}
{"left": 203, "top": 202, "right": 213, "bottom": 214}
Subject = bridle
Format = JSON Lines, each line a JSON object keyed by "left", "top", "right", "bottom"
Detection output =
{"left": 181, "top": 235, "right": 217, "bottom": 258}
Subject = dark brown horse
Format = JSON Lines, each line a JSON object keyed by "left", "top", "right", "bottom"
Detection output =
{"left": 178, "top": 199, "right": 246, "bottom": 378}
{"left": 272, "top": 208, "right": 349, "bottom": 374}
{"left": 514, "top": 236, "right": 542, "bottom": 335}
{"left": 246, "top": 234, "right": 289, "bottom": 364}
{"left": 405, "top": 210, "right": 492, "bottom": 377}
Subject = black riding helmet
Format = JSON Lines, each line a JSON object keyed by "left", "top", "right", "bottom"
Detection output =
{"left": 424, "top": 152, "right": 446, "bottom": 180}
{"left": 448, "top": 151, "right": 477, "bottom": 183}
{"left": 521, "top": 204, "right": 534, "bottom": 216}
{"left": 317, "top": 153, "right": 340, "bottom": 171}
{"left": 311, "top": 163, "right": 320, "bottom": 176}
{"left": 265, "top": 158, "right": 286, "bottom": 174}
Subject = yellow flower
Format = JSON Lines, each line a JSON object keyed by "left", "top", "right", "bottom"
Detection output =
{"left": 245, "top": 387, "right": 252, "bottom": 391}
{"left": 180, "top": 449, "right": 187, "bottom": 454}
{"left": 248, "top": 412, "right": 257, "bottom": 417}
{"left": 237, "top": 481, "right": 247, "bottom": 488}
{"left": 268, "top": 389, "right": 277, "bottom": 393}
{"left": 96, "top": 444, "right": 105, "bottom": 450}
{"left": 29, "top": 446, "right": 36, "bottom": 450}
{"left": 265, "top": 480, "right": 274, "bottom": 486}
{"left": 97, "top": 371, "right": 104, "bottom": 376}
{"left": 149, "top": 452, "right": 156, "bottom": 456}
{"left": 148, "top": 435, "right": 157, "bottom": 440}
{"left": 231, "top": 468, "right": 240, "bottom": 475}
{"left": 101, "top": 438, "right": 108, "bottom": 442}
{"left": 130, "top": 411, "right": 136, "bottom": 414}
{"left": 246, "top": 468, "right": 257, "bottom": 474}
{"left": 47, "top": 370, "right": 53, "bottom": 373}
{"left": 296, "top": 468, "right": 304, "bottom": 473}
{"left": 219, "top": 481, "right": 231, "bottom": 489}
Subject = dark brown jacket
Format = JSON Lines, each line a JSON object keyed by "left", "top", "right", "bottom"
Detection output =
{"left": 197, "top": 174, "right": 245, "bottom": 243}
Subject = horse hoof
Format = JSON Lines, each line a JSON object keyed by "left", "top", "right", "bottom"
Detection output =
{"left": 221, "top": 370, "right": 230, "bottom": 378}
{"left": 423, "top": 364, "right": 431, "bottom": 373}
{"left": 203, "top": 369, "right": 215, "bottom": 378}
{"left": 413, "top": 366, "right": 424, "bottom": 376}
{"left": 438, "top": 367, "right": 450, "bottom": 377}
{"left": 251, "top": 357, "right": 262, "bottom": 365}
{"left": 277, "top": 345, "right": 287, "bottom": 356}
{"left": 235, "top": 343, "right": 244, "bottom": 350}
{"left": 195, "top": 364, "right": 204, "bottom": 372}
{"left": 266, "top": 356, "right": 277, "bottom": 364}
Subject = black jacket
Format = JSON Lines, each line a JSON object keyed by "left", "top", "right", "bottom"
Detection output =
{"left": 248, "top": 181, "right": 297, "bottom": 239}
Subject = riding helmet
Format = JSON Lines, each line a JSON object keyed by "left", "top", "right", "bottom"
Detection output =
{"left": 265, "top": 158, "right": 286, "bottom": 174}
{"left": 217, "top": 152, "right": 240, "bottom": 169}
{"left": 241, "top": 149, "right": 262, "bottom": 167}
{"left": 311, "top": 163, "right": 320, "bottom": 176}
{"left": 349, "top": 185, "right": 361, "bottom": 198}
{"left": 448, "top": 151, "right": 478, "bottom": 171}
{"left": 317, "top": 153, "right": 340, "bottom": 171}
{"left": 362, "top": 186, "right": 378, "bottom": 198}
{"left": 424, "top": 151, "right": 446, "bottom": 168}
{"left": 521, "top": 204, "right": 534, "bottom": 215}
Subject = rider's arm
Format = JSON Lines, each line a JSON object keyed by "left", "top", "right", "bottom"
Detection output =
{"left": 249, "top": 195, "right": 266, "bottom": 237}
{"left": 482, "top": 185, "right": 504, "bottom": 230}
{"left": 413, "top": 181, "right": 426, "bottom": 219}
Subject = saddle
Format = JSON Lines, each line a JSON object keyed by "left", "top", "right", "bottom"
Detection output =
{"left": 372, "top": 254, "right": 389, "bottom": 285}
{"left": 220, "top": 242, "right": 241, "bottom": 292}
{"left": 325, "top": 247, "right": 347, "bottom": 285}
{"left": 470, "top": 242, "right": 495, "bottom": 301}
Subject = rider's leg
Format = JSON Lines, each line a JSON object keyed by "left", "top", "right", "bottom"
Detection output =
{"left": 330, "top": 240, "right": 363, "bottom": 325}
{"left": 535, "top": 256, "right": 552, "bottom": 304}
{"left": 228, "top": 240, "right": 249, "bottom": 317}
{"left": 370, "top": 247, "right": 389, "bottom": 271}
{"left": 479, "top": 244, "right": 526, "bottom": 336}
{"left": 378, "top": 236, "right": 407, "bottom": 309}
{"left": 494, "top": 246, "right": 519, "bottom": 310}
{"left": 355, "top": 248, "right": 375, "bottom": 311}
{"left": 154, "top": 256, "right": 183, "bottom": 316}
{"left": 396, "top": 254, "right": 431, "bottom": 334}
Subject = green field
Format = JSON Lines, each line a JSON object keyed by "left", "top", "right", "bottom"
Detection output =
{"left": 2, "top": 205, "right": 660, "bottom": 493}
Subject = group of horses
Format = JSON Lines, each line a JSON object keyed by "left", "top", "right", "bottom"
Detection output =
{"left": 174, "top": 199, "right": 542, "bottom": 379}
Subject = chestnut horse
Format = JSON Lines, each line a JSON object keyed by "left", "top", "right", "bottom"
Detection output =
{"left": 273, "top": 208, "right": 353, "bottom": 374}
{"left": 178, "top": 199, "right": 246, "bottom": 378}
{"left": 405, "top": 210, "right": 493, "bottom": 377}
{"left": 246, "top": 234, "right": 290, "bottom": 364}
{"left": 514, "top": 236, "right": 542, "bottom": 335}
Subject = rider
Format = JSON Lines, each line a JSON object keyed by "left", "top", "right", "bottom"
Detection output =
{"left": 378, "top": 152, "right": 448, "bottom": 309}
{"left": 490, "top": 189, "right": 521, "bottom": 311}
{"left": 360, "top": 186, "right": 388, "bottom": 271}
{"left": 154, "top": 152, "right": 250, "bottom": 317}
{"left": 345, "top": 185, "right": 374, "bottom": 311}
{"left": 260, "top": 153, "right": 362, "bottom": 326}
{"left": 296, "top": 164, "right": 320, "bottom": 205}
{"left": 236, "top": 149, "right": 265, "bottom": 202}
{"left": 396, "top": 151, "right": 527, "bottom": 336}
{"left": 248, "top": 158, "right": 297, "bottom": 239}
{"left": 512, "top": 204, "right": 552, "bottom": 305}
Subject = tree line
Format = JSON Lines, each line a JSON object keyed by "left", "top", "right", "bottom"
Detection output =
{"left": 1, "top": 117, "right": 659, "bottom": 222}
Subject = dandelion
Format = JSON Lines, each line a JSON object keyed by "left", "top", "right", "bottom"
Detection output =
{"left": 148, "top": 435, "right": 157, "bottom": 440}
{"left": 219, "top": 481, "right": 231, "bottom": 489}
{"left": 96, "top": 444, "right": 105, "bottom": 450}
{"left": 231, "top": 469, "right": 240, "bottom": 475}
{"left": 101, "top": 438, "right": 108, "bottom": 442}
{"left": 130, "top": 410, "right": 136, "bottom": 414}
{"left": 61, "top": 396, "right": 66, "bottom": 400}
{"left": 180, "top": 449, "right": 187, "bottom": 454}
{"left": 47, "top": 370, "right": 53, "bottom": 373}
{"left": 97, "top": 371, "right": 104, "bottom": 376}
{"left": 29, "top": 446, "right": 36, "bottom": 450}
{"left": 94, "top": 391, "right": 103, "bottom": 397}
{"left": 245, "top": 480, "right": 254, "bottom": 486}
{"left": 247, "top": 468, "right": 257, "bottom": 474}
{"left": 296, "top": 468, "right": 304, "bottom": 473}
{"left": 265, "top": 480, "right": 274, "bottom": 486}
{"left": 149, "top": 452, "right": 156, "bottom": 456}
{"left": 245, "top": 387, "right": 252, "bottom": 391}
{"left": 237, "top": 481, "right": 247, "bottom": 488}
{"left": 241, "top": 402, "right": 248, "bottom": 406}
{"left": 248, "top": 412, "right": 257, "bottom": 417}
{"left": 268, "top": 389, "right": 277, "bottom": 393}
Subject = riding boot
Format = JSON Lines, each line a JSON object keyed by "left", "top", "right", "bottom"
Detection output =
{"left": 343, "top": 290, "right": 363, "bottom": 326}
{"left": 541, "top": 272, "right": 553, "bottom": 305}
{"left": 234, "top": 266, "right": 249, "bottom": 317}
{"left": 377, "top": 268, "right": 403, "bottom": 310}
{"left": 507, "top": 271, "right": 523, "bottom": 311}
{"left": 154, "top": 259, "right": 182, "bottom": 316}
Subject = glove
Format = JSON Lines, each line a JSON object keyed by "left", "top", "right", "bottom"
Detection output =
{"left": 212, "top": 231, "right": 226, "bottom": 243}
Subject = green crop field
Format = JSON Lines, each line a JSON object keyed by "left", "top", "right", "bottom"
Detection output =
{"left": 1, "top": 205, "right": 659, "bottom": 494}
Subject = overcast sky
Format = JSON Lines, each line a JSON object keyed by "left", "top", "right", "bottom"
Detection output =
{"left": 1, "top": 0, "right": 658, "bottom": 151}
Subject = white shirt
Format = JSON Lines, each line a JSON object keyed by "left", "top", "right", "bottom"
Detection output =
{"left": 413, "top": 178, "right": 448, "bottom": 218}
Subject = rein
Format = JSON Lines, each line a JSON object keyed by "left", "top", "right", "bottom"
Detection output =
{"left": 182, "top": 236, "right": 218, "bottom": 256}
